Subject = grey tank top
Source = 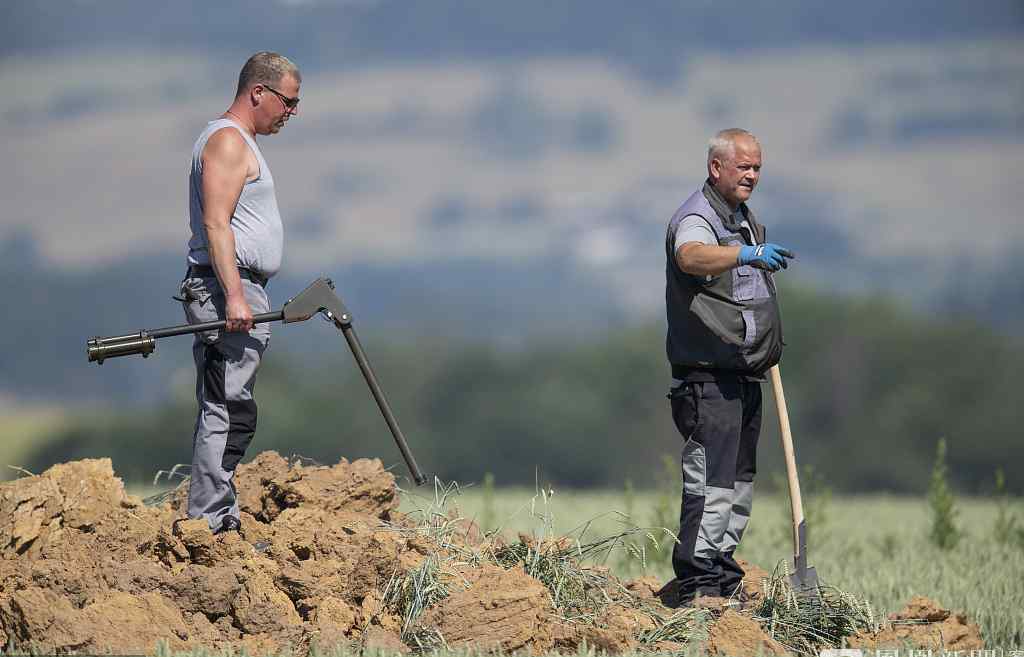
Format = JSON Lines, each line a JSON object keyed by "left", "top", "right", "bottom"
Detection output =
{"left": 187, "top": 118, "right": 283, "bottom": 278}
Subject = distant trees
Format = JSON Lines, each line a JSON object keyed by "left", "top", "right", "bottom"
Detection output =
{"left": 25, "top": 285, "right": 1024, "bottom": 494}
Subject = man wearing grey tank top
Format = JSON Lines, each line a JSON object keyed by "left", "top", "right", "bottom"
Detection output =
{"left": 179, "top": 52, "right": 300, "bottom": 535}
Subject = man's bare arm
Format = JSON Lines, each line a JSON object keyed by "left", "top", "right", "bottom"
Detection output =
{"left": 675, "top": 242, "right": 742, "bottom": 277}
{"left": 201, "top": 129, "right": 252, "bottom": 332}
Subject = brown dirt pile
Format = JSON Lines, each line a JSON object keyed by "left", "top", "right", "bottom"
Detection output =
{"left": 847, "top": 595, "right": 983, "bottom": 652}
{"left": 0, "top": 452, "right": 786, "bottom": 655}
{"left": 0, "top": 452, "right": 412, "bottom": 654}
{"left": 0, "top": 453, "right": 984, "bottom": 656}
{"left": 705, "top": 609, "right": 790, "bottom": 656}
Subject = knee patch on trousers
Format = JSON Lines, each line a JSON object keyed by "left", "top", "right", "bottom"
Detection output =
{"left": 223, "top": 398, "right": 257, "bottom": 472}
{"left": 202, "top": 344, "right": 258, "bottom": 472}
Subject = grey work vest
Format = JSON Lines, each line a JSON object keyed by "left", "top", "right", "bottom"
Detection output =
{"left": 664, "top": 185, "right": 783, "bottom": 377}
{"left": 187, "top": 118, "right": 284, "bottom": 279}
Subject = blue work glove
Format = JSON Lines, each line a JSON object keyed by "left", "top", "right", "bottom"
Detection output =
{"left": 738, "top": 243, "right": 795, "bottom": 272}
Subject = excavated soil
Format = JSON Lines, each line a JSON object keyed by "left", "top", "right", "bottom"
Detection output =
{"left": 0, "top": 453, "right": 985, "bottom": 656}
{"left": 705, "top": 609, "right": 789, "bottom": 656}
{"left": 847, "top": 595, "right": 984, "bottom": 652}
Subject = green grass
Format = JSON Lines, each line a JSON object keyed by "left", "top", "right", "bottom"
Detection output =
{"left": 400, "top": 486, "right": 1024, "bottom": 650}
{"left": 0, "top": 406, "right": 66, "bottom": 481}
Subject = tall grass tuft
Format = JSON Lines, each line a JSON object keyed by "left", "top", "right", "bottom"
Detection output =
{"left": 927, "top": 438, "right": 961, "bottom": 551}
{"left": 754, "top": 561, "right": 878, "bottom": 655}
{"left": 992, "top": 467, "right": 1024, "bottom": 549}
{"left": 480, "top": 472, "right": 496, "bottom": 535}
{"left": 648, "top": 453, "right": 680, "bottom": 553}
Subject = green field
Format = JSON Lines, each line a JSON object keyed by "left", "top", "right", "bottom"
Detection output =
{"left": 398, "top": 484, "right": 1024, "bottom": 650}
{"left": 0, "top": 407, "right": 66, "bottom": 481}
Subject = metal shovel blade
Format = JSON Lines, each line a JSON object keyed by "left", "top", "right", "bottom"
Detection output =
{"left": 788, "top": 563, "right": 819, "bottom": 596}
{"left": 788, "top": 520, "right": 821, "bottom": 598}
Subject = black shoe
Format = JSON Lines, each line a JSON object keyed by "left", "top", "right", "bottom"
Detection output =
{"left": 656, "top": 579, "right": 685, "bottom": 608}
{"left": 656, "top": 580, "right": 721, "bottom": 609}
{"left": 216, "top": 516, "right": 242, "bottom": 534}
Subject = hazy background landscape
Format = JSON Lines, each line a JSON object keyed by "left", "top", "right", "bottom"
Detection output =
{"left": 2, "top": 0, "right": 1022, "bottom": 493}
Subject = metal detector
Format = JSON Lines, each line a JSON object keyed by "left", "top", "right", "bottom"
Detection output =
{"left": 86, "top": 277, "right": 427, "bottom": 485}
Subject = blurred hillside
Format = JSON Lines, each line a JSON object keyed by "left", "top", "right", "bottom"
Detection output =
{"left": 2, "top": 2, "right": 1022, "bottom": 495}
{"left": 2, "top": 1, "right": 1023, "bottom": 405}
{"left": 22, "top": 284, "right": 1024, "bottom": 494}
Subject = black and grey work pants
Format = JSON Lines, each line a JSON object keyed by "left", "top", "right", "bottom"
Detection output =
{"left": 180, "top": 274, "right": 271, "bottom": 530}
{"left": 669, "top": 379, "right": 762, "bottom": 599}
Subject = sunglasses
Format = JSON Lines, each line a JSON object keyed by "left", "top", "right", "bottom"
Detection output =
{"left": 263, "top": 85, "right": 300, "bottom": 111}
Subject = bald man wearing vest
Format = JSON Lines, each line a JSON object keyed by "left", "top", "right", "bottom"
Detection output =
{"left": 659, "top": 129, "right": 795, "bottom": 607}
{"left": 179, "top": 52, "right": 300, "bottom": 534}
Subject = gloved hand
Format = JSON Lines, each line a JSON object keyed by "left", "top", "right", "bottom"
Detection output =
{"left": 738, "top": 243, "right": 795, "bottom": 272}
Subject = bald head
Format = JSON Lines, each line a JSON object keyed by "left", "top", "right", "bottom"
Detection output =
{"left": 707, "top": 129, "right": 761, "bottom": 170}
{"left": 707, "top": 129, "right": 763, "bottom": 209}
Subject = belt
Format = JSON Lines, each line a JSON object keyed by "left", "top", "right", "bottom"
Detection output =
{"left": 187, "top": 265, "right": 268, "bottom": 288}
{"left": 671, "top": 364, "right": 763, "bottom": 382}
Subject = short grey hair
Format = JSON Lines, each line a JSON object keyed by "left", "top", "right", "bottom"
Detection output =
{"left": 236, "top": 52, "right": 301, "bottom": 96}
{"left": 707, "top": 128, "right": 760, "bottom": 167}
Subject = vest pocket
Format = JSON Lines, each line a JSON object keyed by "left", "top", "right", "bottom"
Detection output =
{"left": 733, "top": 265, "right": 757, "bottom": 301}
{"left": 733, "top": 265, "right": 772, "bottom": 302}
{"left": 741, "top": 310, "right": 757, "bottom": 348}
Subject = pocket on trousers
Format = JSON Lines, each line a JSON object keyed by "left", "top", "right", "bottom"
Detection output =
{"left": 670, "top": 383, "right": 702, "bottom": 440}
{"left": 181, "top": 278, "right": 221, "bottom": 344}
{"left": 180, "top": 277, "right": 213, "bottom": 305}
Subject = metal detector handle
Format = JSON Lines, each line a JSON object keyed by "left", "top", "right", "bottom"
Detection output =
{"left": 87, "top": 312, "right": 285, "bottom": 363}
{"left": 335, "top": 319, "right": 427, "bottom": 486}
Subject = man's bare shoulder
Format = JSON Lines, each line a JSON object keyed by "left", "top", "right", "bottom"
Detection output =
{"left": 202, "top": 126, "right": 249, "bottom": 167}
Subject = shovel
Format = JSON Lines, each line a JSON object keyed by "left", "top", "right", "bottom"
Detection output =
{"left": 768, "top": 364, "right": 820, "bottom": 598}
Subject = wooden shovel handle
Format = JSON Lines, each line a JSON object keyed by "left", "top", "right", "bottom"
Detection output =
{"left": 769, "top": 364, "right": 805, "bottom": 554}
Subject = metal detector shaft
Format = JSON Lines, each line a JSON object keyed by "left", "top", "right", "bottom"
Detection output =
{"left": 337, "top": 321, "right": 427, "bottom": 486}
{"left": 85, "top": 277, "right": 427, "bottom": 485}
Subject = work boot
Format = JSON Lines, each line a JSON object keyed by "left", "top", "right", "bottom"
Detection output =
{"left": 656, "top": 579, "right": 722, "bottom": 609}
{"left": 216, "top": 516, "right": 241, "bottom": 534}
{"left": 216, "top": 515, "right": 271, "bottom": 552}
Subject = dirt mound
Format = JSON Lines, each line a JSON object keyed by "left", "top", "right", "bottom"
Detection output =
{"left": 847, "top": 595, "right": 983, "bottom": 652}
{"left": 0, "top": 458, "right": 138, "bottom": 560}
{"left": 734, "top": 557, "right": 771, "bottom": 602}
{"left": 0, "top": 454, "right": 988, "bottom": 656}
{"left": 421, "top": 563, "right": 557, "bottom": 653}
{"left": 0, "top": 452, "right": 407, "bottom": 654}
{"left": 704, "top": 609, "right": 790, "bottom": 656}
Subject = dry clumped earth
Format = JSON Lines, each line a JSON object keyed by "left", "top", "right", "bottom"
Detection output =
{"left": 0, "top": 452, "right": 984, "bottom": 656}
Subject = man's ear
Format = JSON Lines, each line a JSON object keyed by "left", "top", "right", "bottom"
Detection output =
{"left": 708, "top": 157, "right": 721, "bottom": 182}
{"left": 250, "top": 85, "right": 263, "bottom": 107}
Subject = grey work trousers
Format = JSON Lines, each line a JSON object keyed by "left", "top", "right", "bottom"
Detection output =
{"left": 180, "top": 274, "right": 271, "bottom": 530}
{"left": 669, "top": 379, "right": 762, "bottom": 600}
